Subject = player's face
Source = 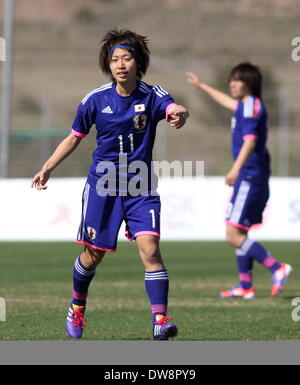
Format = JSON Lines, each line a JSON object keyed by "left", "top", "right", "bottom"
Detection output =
{"left": 109, "top": 48, "right": 137, "bottom": 85}
{"left": 229, "top": 79, "right": 250, "bottom": 99}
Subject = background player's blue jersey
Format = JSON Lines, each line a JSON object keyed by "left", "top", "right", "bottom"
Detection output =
{"left": 72, "top": 81, "right": 174, "bottom": 192}
{"left": 231, "top": 96, "right": 271, "bottom": 180}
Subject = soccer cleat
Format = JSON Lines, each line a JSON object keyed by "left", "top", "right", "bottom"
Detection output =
{"left": 271, "top": 263, "right": 293, "bottom": 297}
{"left": 152, "top": 315, "right": 178, "bottom": 341}
{"left": 220, "top": 285, "right": 255, "bottom": 299}
{"left": 65, "top": 303, "right": 87, "bottom": 339}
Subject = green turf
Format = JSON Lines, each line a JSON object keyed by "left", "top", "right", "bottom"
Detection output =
{"left": 0, "top": 241, "right": 299, "bottom": 340}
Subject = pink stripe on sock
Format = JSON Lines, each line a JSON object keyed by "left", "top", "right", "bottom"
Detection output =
{"left": 239, "top": 273, "right": 252, "bottom": 283}
{"left": 73, "top": 290, "right": 87, "bottom": 301}
{"left": 263, "top": 255, "right": 277, "bottom": 268}
{"left": 151, "top": 304, "right": 167, "bottom": 314}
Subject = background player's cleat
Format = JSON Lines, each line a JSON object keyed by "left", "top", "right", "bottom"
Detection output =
{"left": 152, "top": 315, "right": 178, "bottom": 340}
{"left": 271, "top": 263, "right": 293, "bottom": 297}
{"left": 65, "top": 303, "right": 87, "bottom": 339}
{"left": 220, "top": 285, "right": 255, "bottom": 299}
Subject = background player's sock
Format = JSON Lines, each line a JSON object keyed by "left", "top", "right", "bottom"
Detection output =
{"left": 144, "top": 270, "right": 169, "bottom": 324}
{"left": 72, "top": 256, "right": 96, "bottom": 307}
{"left": 240, "top": 238, "right": 282, "bottom": 273}
{"left": 236, "top": 247, "right": 253, "bottom": 289}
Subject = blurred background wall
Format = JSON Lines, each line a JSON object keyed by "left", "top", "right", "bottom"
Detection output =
{"left": 0, "top": 0, "right": 299, "bottom": 178}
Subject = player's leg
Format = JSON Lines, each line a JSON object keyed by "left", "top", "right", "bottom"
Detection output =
{"left": 136, "top": 234, "right": 178, "bottom": 340}
{"left": 72, "top": 245, "right": 105, "bottom": 308}
{"left": 136, "top": 234, "right": 168, "bottom": 321}
{"left": 225, "top": 178, "right": 292, "bottom": 297}
{"left": 66, "top": 183, "right": 124, "bottom": 338}
{"left": 228, "top": 227, "right": 292, "bottom": 297}
{"left": 124, "top": 194, "right": 177, "bottom": 340}
{"left": 66, "top": 246, "right": 105, "bottom": 339}
{"left": 220, "top": 223, "right": 255, "bottom": 299}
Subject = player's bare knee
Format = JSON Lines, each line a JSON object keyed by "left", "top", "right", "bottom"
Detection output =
{"left": 139, "top": 242, "right": 159, "bottom": 259}
{"left": 81, "top": 245, "right": 105, "bottom": 268}
{"left": 226, "top": 230, "right": 241, "bottom": 248}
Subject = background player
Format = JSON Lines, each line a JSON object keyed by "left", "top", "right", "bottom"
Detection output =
{"left": 32, "top": 29, "right": 188, "bottom": 339}
{"left": 186, "top": 63, "right": 292, "bottom": 299}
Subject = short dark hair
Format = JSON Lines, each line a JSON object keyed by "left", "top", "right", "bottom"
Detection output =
{"left": 229, "top": 62, "right": 262, "bottom": 98}
{"left": 99, "top": 29, "right": 150, "bottom": 81}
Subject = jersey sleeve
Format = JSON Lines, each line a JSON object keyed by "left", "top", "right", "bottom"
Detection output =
{"left": 241, "top": 97, "right": 263, "bottom": 140}
{"left": 71, "top": 97, "right": 97, "bottom": 138}
{"left": 152, "top": 86, "right": 176, "bottom": 122}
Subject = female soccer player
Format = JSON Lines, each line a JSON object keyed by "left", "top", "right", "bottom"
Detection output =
{"left": 186, "top": 63, "right": 292, "bottom": 299}
{"left": 32, "top": 29, "right": 188, "bottom": 339}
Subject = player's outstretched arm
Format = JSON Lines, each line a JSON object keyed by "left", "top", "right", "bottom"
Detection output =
{"left": 186, "top": 72, "right": 237, "bottom": 111}
{"left": 167, "top": 104, "right": 189, "bottom": 129}
{"left": 31, "top": 133, "right": 82, "bottom": 190}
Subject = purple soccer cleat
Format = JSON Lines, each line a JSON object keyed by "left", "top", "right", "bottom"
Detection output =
{"left": 66, "top": 304, "right": 87, "bottom": 339}
{"left": 152, "top": 315, "right": 178, "bottom": 341}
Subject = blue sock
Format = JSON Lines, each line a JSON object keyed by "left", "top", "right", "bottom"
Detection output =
{"left": 240, "top": 238, "right": 281, "bottom": 273}
{"left": 72, "top": 256, "right": 96, "bottom": 307}
{"left": 144, "top": 270, "right": 169, "bottom": 324}
{"left": 236, "top": 247, "right": 253, "bottom": 290}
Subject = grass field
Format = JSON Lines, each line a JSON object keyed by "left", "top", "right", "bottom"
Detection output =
{"left": 0, "top": 241, "right": 299, "bottom": 341}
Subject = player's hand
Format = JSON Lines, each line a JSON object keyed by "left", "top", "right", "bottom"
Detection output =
{"left": 225, "top": 168, "right": 239, "bottom": 186}
{"left": 31, "top": 169, "right": 51, "bottom": 190}
{"left": 186, "top": 72, "right": 203, "bottom": 88}
{"left": 167, "top": 104, "right": 189, "bottom": 129}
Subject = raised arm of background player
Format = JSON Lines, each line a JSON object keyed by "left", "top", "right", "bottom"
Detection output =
{"left": 186, "top": 71, "right": 257, "bottom": 186}
{"left": 31, "top": 134, "right": 82, "bottom": 190}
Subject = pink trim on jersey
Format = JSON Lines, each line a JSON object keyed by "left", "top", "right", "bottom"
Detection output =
{"left": 225, "top": 220, "right": 262, "bottom": 231}
{"left": 165, "top": 103, "right": 177, "bottom": 121}
{"left": 263, "top": 255, "right": 277, "bottom": 269}
{"left": 135, "top": 231, "right": 161, "bottom": 239}
{"left": 71, "top": 129, "right": 86, "bottom": 138}
{"left": 254, "top": 98, "right": 261, "bottom": 118}
{"left": 73, "top": 290, "right": 87, "bottom": 301}
{"left": 243, "top": 134, "right": 258, "bottom": 140}
{"left": 239, "top": 273, "right": 252, "bottom": 283}
{"left": 76, "top": 240, "right": 116, "bottom": 252}
{"left": 225, "top": 220, "right": 251, "bottom": 231}
{"left": 151, "top": 304, "right": 167, "bottom": 315}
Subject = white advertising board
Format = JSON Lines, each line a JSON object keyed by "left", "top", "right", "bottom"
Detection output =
{"left": 0, "top": 177, "right": 299, "bottom": 241}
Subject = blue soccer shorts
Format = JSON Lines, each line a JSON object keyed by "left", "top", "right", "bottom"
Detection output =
{"left": 225, "top": 177, "right": 269, "bottom": 230}
{"left": 76, "top": 182, "right": 161, "bottom": 252}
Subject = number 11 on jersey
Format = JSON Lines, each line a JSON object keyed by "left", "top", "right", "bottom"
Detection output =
{"left": 118, "top": 134, "right": 134, "bottom": 154}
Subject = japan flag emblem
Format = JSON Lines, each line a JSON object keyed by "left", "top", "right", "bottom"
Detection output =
{"left": 134, "top": 104, "right": 145, "bottom": 112}
{"left": 87, "top": 227, "right": 96, "bottom": 241}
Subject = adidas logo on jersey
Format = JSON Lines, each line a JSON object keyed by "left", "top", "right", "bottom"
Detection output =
{"left": 101, "top": 106, "right": 113, "bottom": 114}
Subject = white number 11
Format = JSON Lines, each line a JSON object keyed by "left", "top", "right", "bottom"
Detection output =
{"left": 118, "top": 134, "right": 134, "bottom": 153}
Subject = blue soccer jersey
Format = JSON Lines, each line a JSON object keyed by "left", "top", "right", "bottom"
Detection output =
{"left": 72, "top": 81, "right": 175, "bottom": 191}
{"left": 72, "top": 81, "right": 175, "bottom": 250}
{"left": 231, "top": 96, "right": 271, "bottom": 180}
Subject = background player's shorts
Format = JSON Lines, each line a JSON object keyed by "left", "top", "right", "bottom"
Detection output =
{"left": 76, "top": 182, "right": 161, "bottom": 252}
{"left": 225, "top": 177, "right": 269, "bottom": 230}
